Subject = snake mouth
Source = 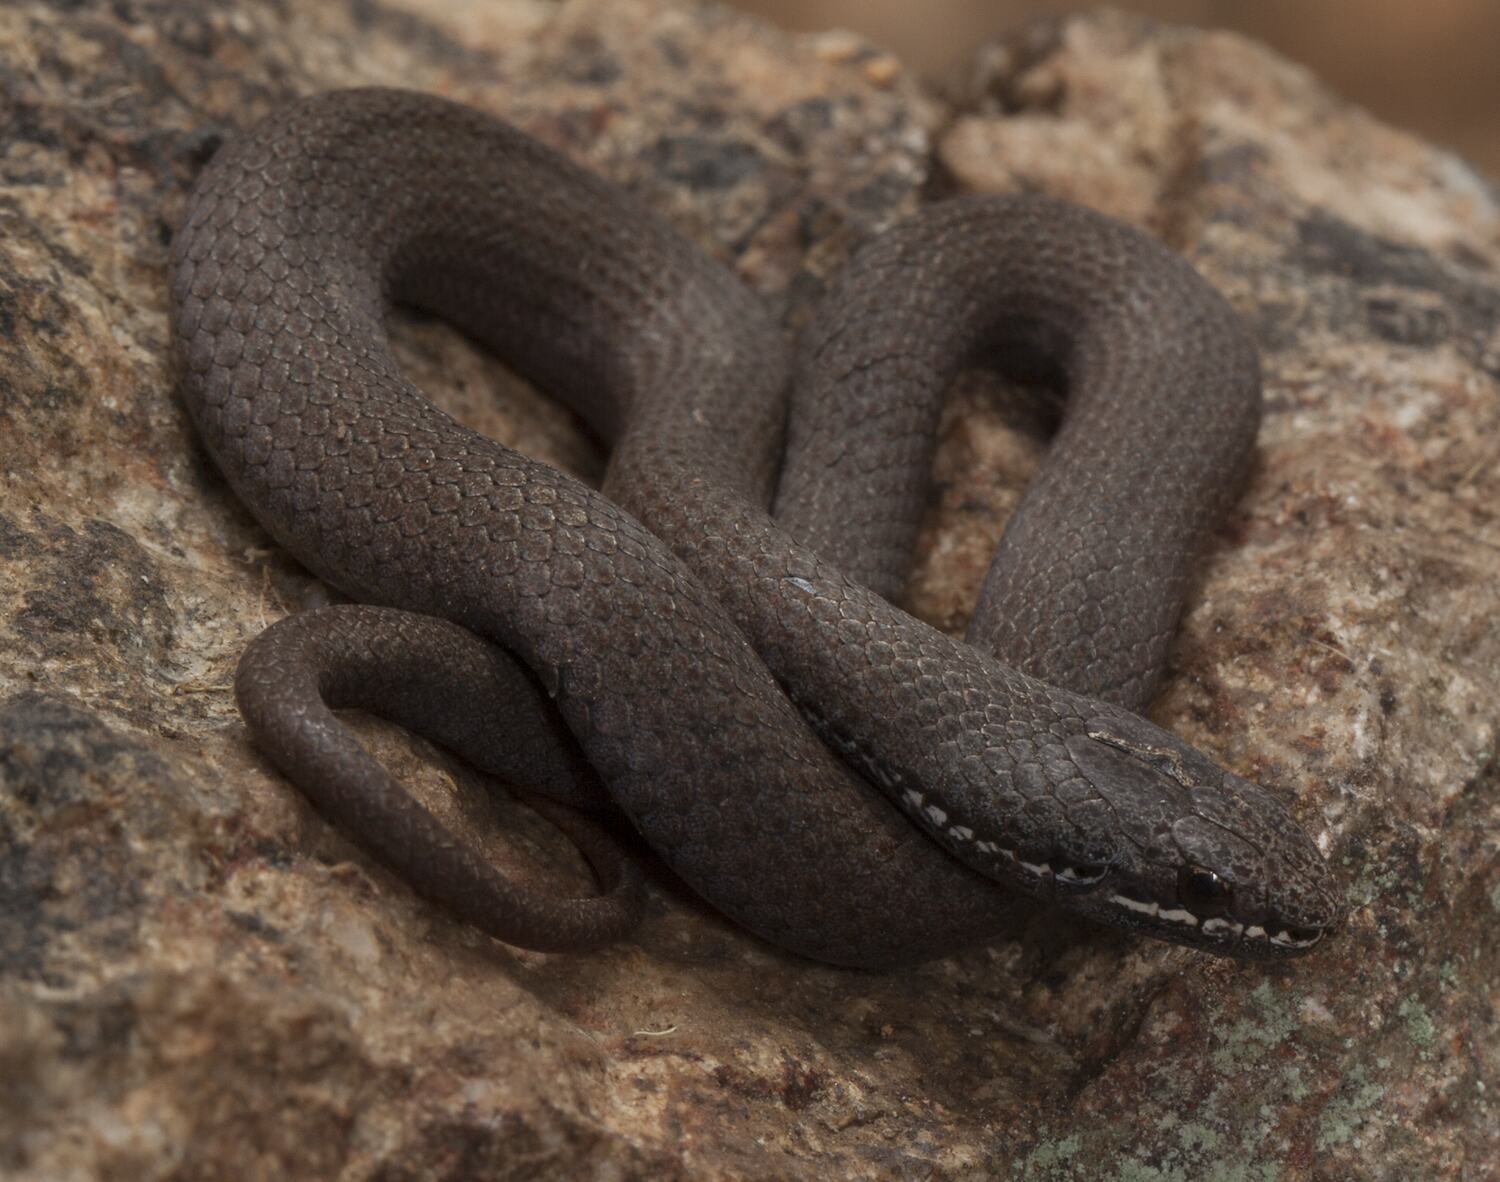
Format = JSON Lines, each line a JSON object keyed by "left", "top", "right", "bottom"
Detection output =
{"left": 1105, "top": 891, "right": 1326, "bottom": 952}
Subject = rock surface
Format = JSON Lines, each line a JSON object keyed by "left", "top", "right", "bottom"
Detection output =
{"left": 1, "top": 1, "right": 1496, "bottom": 1179}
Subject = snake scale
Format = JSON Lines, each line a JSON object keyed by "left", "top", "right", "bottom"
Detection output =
{"left": 170, "top": 89, "right": 1340, "bottom": 967}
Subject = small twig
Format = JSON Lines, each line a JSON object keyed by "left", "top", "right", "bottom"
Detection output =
{"left": 1455, "top": 438, "right": 1500, "bottom": 489}
{"left": 171, "top": 679, "right": 233, "bottom": 696}
{"left": 1308, "top": 635, "right": 1352, "bottom": 662}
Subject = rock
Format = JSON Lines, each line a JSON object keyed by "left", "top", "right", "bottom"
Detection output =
{"left": 1, "top": 2, "right": 1495, "bottom": 1178}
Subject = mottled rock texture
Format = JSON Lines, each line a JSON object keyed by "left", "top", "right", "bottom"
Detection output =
{"left": 0, "top": 2, "right": 1496, "bottom": 1179}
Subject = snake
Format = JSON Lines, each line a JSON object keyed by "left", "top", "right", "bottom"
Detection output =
{"left": 169, "top": 88, "right": 1341, "bottom": 968}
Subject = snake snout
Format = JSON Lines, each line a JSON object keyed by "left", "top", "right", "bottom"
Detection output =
{"left": 1170, "top": 782, "right": 1343, "bottom": 956}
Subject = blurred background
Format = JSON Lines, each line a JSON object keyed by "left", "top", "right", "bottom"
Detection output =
{"left": 736, "top": 0, "right": 1500, "bottom": 178}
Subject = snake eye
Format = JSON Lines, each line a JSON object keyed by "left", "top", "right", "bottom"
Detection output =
{"left": 1178, "top": 864, "right": 1233, "bottom": 915}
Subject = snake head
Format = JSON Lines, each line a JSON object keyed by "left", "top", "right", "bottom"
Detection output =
{"left": 1051, "top": 711, "right": 1343, "bottom": 958}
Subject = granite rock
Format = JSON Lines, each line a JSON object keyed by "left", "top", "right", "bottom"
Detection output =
{"left": 0, "top": 2, "right": 1496, "bottom": 1178}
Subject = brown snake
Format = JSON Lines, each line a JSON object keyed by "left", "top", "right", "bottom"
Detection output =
{"left": 170, "top": 89, "right": 1340, "bottom": 967}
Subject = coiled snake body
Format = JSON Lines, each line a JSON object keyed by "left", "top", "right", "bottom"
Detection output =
{"left": 171, "top": 89, "right": 1340, "bottom": 967}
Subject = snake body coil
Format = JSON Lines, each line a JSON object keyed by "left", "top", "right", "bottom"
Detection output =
{"left": 171, "top": 89, "right": 1339, "bottom": 966}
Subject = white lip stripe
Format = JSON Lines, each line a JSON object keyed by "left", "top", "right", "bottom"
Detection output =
{"left": 1111, "top": 894, "right": 1159, "bottom": 918}
{"left": 1271, "top": 929, "right": 1322, "bottom": 948}
{"left": 1106, "top": 897, "right": 1323, "bottom": 947}
{"left": 968, "top": 851, "right": 1326, "bottom": 949}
